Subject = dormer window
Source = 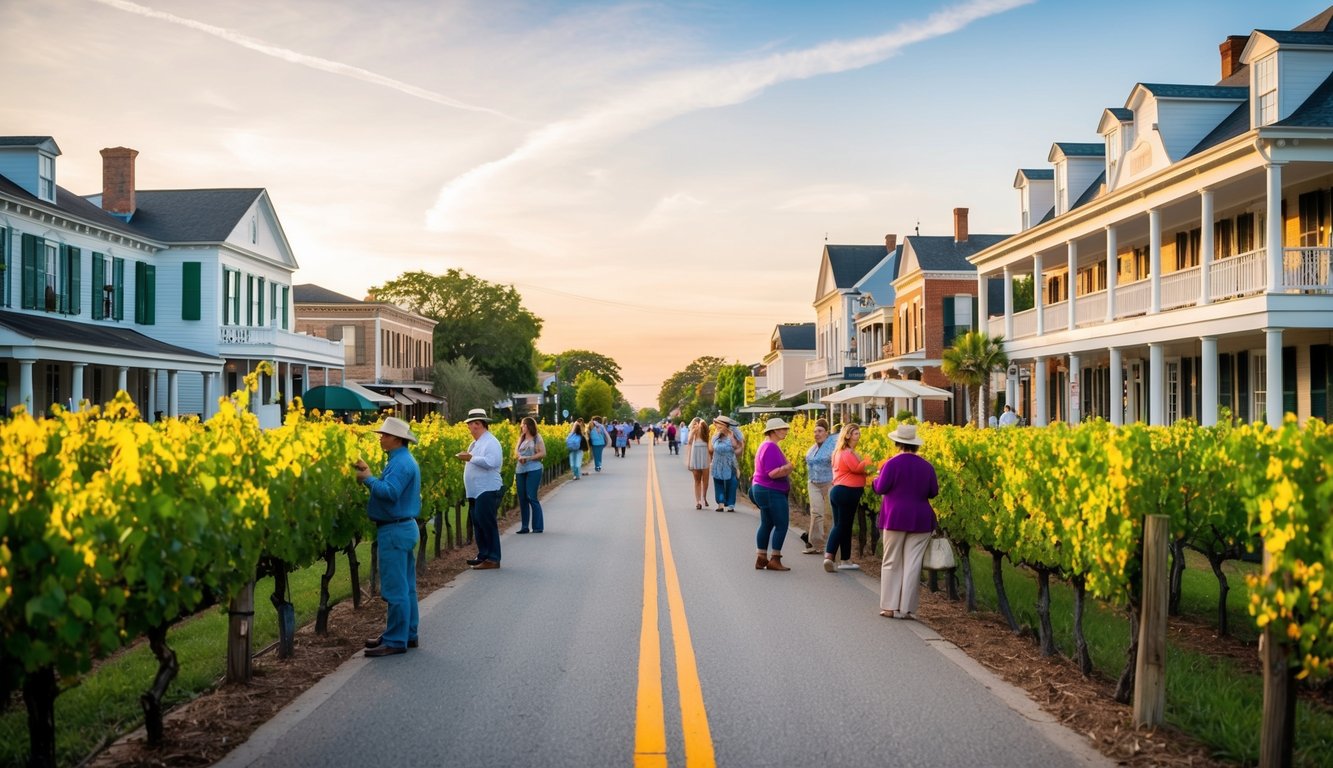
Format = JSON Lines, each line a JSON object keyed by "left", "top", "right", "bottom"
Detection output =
{"left": 1106, "top": 129, "right": 1120, "bottom": 169}
{"left": 1256, "top": 54, "right": 1277, "bottom": 126}
{"left": 1054, "top": 163, "right": 1066, "bottom": 215}
{"left": 38, "top": 154, "right": 55, "bottom": 202}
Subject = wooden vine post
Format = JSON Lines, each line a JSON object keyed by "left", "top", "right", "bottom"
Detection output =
{"left": 226, "top": 580, "right": 255, "bottom": 684}
{"left": 1133, "top": 514, "right": 1168, "bottom": 727}
{"left": 1258, "top": 547, "right": 1296, "bottom": 768}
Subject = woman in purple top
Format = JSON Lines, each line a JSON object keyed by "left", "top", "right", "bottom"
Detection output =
{"left": 751, "top": 418, "right": 794, "bottom": 572}
{"left": 871, "top": 423, "right": 938, "bottom": 619}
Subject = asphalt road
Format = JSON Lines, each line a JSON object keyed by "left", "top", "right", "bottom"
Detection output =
{"left": 219, "top": 439, "right": 1109, "bottom": 768}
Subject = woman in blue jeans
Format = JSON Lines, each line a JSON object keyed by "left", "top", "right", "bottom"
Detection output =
{"left": 514, "top": 417, "right": 546, "bottom": 533}
{"left": 588, "top": 417, "right": 608, "bottom": 471}
{"left": 709, "top": 417, "right": 742, "bottom": 511}
{"left": 751, "top": 418, "right": 794, "bottom": 571}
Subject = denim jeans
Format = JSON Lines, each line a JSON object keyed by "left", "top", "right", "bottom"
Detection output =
{"left": 376, "top": 519, "right": 419, "bottom": 647}
{"left": 517, "top": 469, "right": 544, "bottom": 532}
{"left": 591, "top": 443, "right": 605, "bottom": 469}
{"left": 752, "top": 484, "right": 790, "bottom": 552}
{"left": 826, "top": 485, "right": 863, "bottom": 560}
{"left": 470, "top": 490, "right": 502, "bottom": 563}
{"left": 569, "top": 449, "right": 583, "bottom": 478}
{"left": 712, "top": 475, "right": 738, "bottom": 508}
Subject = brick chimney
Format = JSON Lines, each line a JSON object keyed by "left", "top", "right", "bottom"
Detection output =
{"left": 953, "top": 207, "right": 969, "bottom": 243}
{"left": 884, "top": 234, "right": 897, "bottom": 253}
{"left": 1219, "top": 35, "right": 1248, "bottom": 79}
{"left": 100, "top": 147, "right": 138, "bottom": 220}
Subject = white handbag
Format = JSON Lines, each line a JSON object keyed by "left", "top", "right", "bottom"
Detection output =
{"left": 923, "top": 535, "right": 957, "bottom": 570}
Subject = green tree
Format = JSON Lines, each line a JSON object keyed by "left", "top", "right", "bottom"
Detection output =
{"left": 636, "top": 407, "right": 662, "bottom": 423}
{"left": 941, "top": 331, "right": 1009, "bottom": 427}
{"left": 714, "top": 363, "right": 749, "bottom": 417}
{"left": 657, "top": 356, "right": 724, "bottom": 418}
{"left": 1011, "top": 276, "right": 1035, "bottom": 313}
{"left": 541, "top": 349, "right": 623, "bottom": 386}
{"left": 373, "top": 269, "right": 542, "bottom": 394}
{"left": 432, "top": 357, "right": 502, "bottom": 422}
{"left": 574, "top": 371, "right": 614, "bottom": 419}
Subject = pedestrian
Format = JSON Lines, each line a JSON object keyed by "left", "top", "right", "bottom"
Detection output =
{"left": 872, "top": 423, "right": 938, "bottom": 619}
{"left": 565, "top": 420, "right": 587, "bottom": 479}
{"left": 709, "top": 416, "right": 742, "bottom": 512}
{"left": 633, "top": 421, "right": 643, "bottom": 445}
{"left": 458, "top": 408, "right": 503, "bottom": 570}
{"left": 615, "top": 420, "right": 629, "bottom": 457}
{"left": 514, "top": 416, "right": 546, "bottom": 534}
{"left": 589, "top": 416, "right": 608, "bottom": 471}
{"left": 355, "top": 416, "right": 421, "bottom": 656}
{"left": 801, "top": 418, "right": 835, "bottom": 555}
{"left": 665, "top": 421, "right": 678, "bottom": 454}
{"left": 752, "top": 418, "right": 794, "bottom": 571}
{"left": 998, "top": 404, "right": 1019, "bottom": 427}
{"left": 824, "top": 423, "right": 877, "bottom": 573}
{"left": 685, "top": 418, "right": 711, "bottom": 508}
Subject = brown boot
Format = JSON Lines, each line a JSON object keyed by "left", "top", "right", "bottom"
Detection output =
{"left": 755, "top": 553, "right": 769, "bottom": 570}
{"left": 765, "top": 554, "right": 790, "bottom": 571}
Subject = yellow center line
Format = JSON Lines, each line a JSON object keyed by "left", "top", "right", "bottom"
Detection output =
{"left": 634, "top": 456, "right": 667, "bottom": 767}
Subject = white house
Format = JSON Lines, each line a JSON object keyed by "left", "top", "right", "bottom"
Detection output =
{"left": 969, "top": 7, "right": 1333, "bottom": 428}
{"left": 806, "top": 236, "right": 900, "bottom": 402}
{"left": 760, "top": 323, "right": 815, "bottom": 399}
{"left": 0, "top": 138, "right": 343, "bottom": 419}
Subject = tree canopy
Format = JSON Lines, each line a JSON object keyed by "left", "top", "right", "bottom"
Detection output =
{"left": 574, "top": 371, "right": 614, "bottom": 419}
{"left": 373, "top": 269, "right": 542, "bottom": 394}
{"left": 714, "top": 363, "right": 750, "bottom": 417}
{"left": 657, "top": 355, "right": 724, "bottom": 419}
{"left": 432, "top": 357, "right": 502, "bottom": 422}
{"left": 540, "top": 349, "right": 622, "bottom": 387}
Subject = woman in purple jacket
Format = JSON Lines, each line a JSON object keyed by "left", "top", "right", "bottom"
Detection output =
{"left": 871, "top": 423, "right": 938, "bottom": 619}
{"left": 751, "top": 418, "right": 794, "bottom": 571}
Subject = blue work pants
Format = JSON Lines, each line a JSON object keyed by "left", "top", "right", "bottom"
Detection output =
{"left": 470, "top": 490, "right": 502, "bottom": 563}
{"left": 376, "top": 520, "right": 419, "bottom": 648}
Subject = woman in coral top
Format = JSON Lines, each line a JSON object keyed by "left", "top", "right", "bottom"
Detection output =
{"left": 823, "top": 423, "right": 877, "bottom": 573}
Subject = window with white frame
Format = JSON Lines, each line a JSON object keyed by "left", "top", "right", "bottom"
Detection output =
{"left": 1166, "top": 360, "right": 1180, "bottom": 424}
{"left": 38, "top": 154, "right": 55, "bottom": 201}
{"left": 43, "top": 242, "right": 60, "bottom": 311}
{"left": 1256, "top": 55, "right": 1277, "bottom": 126}
{"left": 1054, "top": 163, "right": 1066, "bottom": 215}
{"left": 1106, "top": 129, "right": 1120, "bottom": 170}
{"left": 1252, "top": 353, "right": 1268, "bottom": 421}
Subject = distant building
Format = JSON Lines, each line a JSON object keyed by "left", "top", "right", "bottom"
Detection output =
{"left": 761, "top": 323, "right": 815, "bottom": 399}
{"left": 806, "top": 236, "right": 900, "bottom": 402}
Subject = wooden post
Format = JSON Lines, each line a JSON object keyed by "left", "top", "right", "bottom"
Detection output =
{"left": 1134, "top": 514, "right": 1168, "bottom": 727}
{"left": 1259, "top": 547, "right": 1296, "bottom": 768}
{"left": 226, "top": 580, "right": 255, "bottom": 684}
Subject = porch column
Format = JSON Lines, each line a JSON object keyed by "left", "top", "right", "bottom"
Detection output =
{"left": 1149, "top": 343, "right": 1165, "bottom": 426}
{"left": 1066, "top": 240, "right": 1078, "bottom": 330}
{"left": 1003, "top": 266, "right": 1014, "bottom": 340}
{"left": 1266, "top": 162, "right": 1284, "bottom": 291}
{"left": 117, "top": 366, "right": 128, "bottom": 394}
{"left": 976, "top": 272, "right": 989, "bottom": 334}
{"left": 1033, "top": 357, "right": 1047, "bottom": 427}
{"left": 1068, "top": 353, "right": 1081, "bottom": 424}
{"left": 18, "top": 359, "right": 35, "bottom": 413}
{"left": 147, "top": 369, "right": 158, "bottom": 422}
{"left": 284, "top": 362, "right": 293, "bottom": 408}
{"left": 203, "top": 372, "right": 215, "bottom": 420}
{"left": 1109, "top": 346, "right": 1124, "bottom": 426}
{"left": 167, "top": 370, "right": 179, "bottom": 418}
{"left": 1105, "top": 225, "right": 1118, "bottom": 321}
{"left": 71, "top": 363, "right": 86, "bottom": 412}
{"left": 1200, "top": 336, "right": 1219, "bottom": 427}
{"left": 1265, "top": 327, "right": 1283, "bottom": 426}
{"left": 1033, "top": 253, "right": 1045, "bottom": 336}
{"left": 1149, "top": 209, "right": 1162, "bottom": 314}
{"left": 323, "top": 367, "right": 329, "bottom": 386}
{"left": 1200, "top": 189, "right": 1214, "bottom": 305}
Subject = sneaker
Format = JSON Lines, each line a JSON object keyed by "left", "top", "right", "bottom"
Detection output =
{"left": 823, "top": 558, "right": 835, "bottom": 573}
{"left": 802, "top": 547, "right": 820, "bottom": 555}
{"left": 837, "top": 562, "right": 861, "bottom": 571}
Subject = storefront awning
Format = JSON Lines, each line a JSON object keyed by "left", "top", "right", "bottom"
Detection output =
{"left": 343, "top": 381, "right": 395, "bottom": 406}
{"left": 401, "top": 388, "right": 445, "bottom": 404}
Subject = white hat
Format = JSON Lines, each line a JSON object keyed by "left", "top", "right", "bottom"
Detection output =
{"left": 763, "top": 417, "right": 790, "bottom": 434}
{"left": 889, "top": 423, "right": 923, "bottom": 446}
{"left": 463, "top": 408, "right": 491, "bottom": 424}
{"left": 375, "top": 416, "right": 418, "bottom": 444}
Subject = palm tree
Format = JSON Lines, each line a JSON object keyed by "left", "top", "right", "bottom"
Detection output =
{"left": 941, "top": 331, "right": 1009, "bottom": 427}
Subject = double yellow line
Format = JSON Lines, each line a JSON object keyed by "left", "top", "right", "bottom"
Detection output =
{"left": 634, "top": 449, "right": 716, "bottom": 767}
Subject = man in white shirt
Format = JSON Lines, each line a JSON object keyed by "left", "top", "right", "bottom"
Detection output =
{"left": 998, "top": 404, "right": 1019, "bottom": 427}
{"left": 457, "top": 408, "right": 504, "bottom": 570}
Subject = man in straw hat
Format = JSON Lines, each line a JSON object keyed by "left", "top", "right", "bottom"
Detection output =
{"left": 355, "top": 417, "right": 421, "bottom": 656}
{"left": 457, "top": 408, "right": 504, "bottom": 570}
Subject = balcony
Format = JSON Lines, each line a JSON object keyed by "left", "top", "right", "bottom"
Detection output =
{"left": 219, "top": 326, "right": 344, "bottom": 364}
{"left": 805, "top": 357, "right": 836, "bottom": 382}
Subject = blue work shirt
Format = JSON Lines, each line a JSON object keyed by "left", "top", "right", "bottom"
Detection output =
{"left": 363, "top": 445, "right": 421, "bottom": 524}
{"left": 805, "top": 437, "right": 836, "bottom": 485}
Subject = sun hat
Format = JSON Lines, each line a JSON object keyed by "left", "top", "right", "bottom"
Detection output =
{"left": 763, "top": 417, "right": 790, "bottom": 434}
{"left": 463, "top": 408, "right": 491, "bottom": 424}
{"left": 720, "top": 415, "right": 740, "bottom": 426}
{"left": 374, "top": 416, "right": 418, "bottom": 444}
{"left": 888, "top": 423, "right": 923, "bottom": 447}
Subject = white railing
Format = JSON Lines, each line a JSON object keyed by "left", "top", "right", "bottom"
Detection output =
{"left": 1161, "top": 266, "right": 1200, "bottom": 310}
{"left": 1075, "top": 290, "right": 1106, "bottom": 327}
{"left": 220, "top": 326, "right": 272, "bottom": 344}
{"left": 988, "top": 315, "right": 1004, "bottom": 337}
{"left": 1011, "top": 307, "right": 1037, "bottom": 339}
{"left": 1042, "top": 300, "right": 1068, "bottom": 332}
{"left": 1115, "top": 278, "right": 1151, "bottom": 318}
{"left": 1282, "top": 247, "right": 1333, "bottom": 293}
{"left": 805, "top": 357, "right": 834, "bottom": 381}
{"left": 220, "top": 326, "right": 343, "bottom": 358}
{"left": 1211, "top": 248, "right": 1266, "bottom": 300}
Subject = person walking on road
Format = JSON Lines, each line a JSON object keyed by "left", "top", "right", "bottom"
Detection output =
{"left": 355, "top": 417, "right": 421, "bottom": 656}
{"left": 458, "top": 408, "right": 503, "bottom": 570}
{"left": 614, "top": 420, "right": 629, "bottom": 458}
{"left": 824, "top": 423, "right": 877, "bottom": 573}
{"left": 565, "top": 420, "right": 586, "bottom": 479}
{"left": 709, "top": 416, "right": 742, "bottom": 512}
{"left": 588, "top": 417, "right": 608, "bottom": 472}
{"left": 872, "top": 423, "right": 938, "bottom": 619}
{"left": 801, "top": 418, "right": 835, "bottom": 555}
{"left": 665, "top": 421, "right": 678, "bottom": 454}
{"left": 685, "top": 418, "right": 711, "bottom": 508}
{"left": 752, "top": 418, "right": 795, "bottom": 571}
{"left": 514, "top": 417, "right": 546, "bottom": 534}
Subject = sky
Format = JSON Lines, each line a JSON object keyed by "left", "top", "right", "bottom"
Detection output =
{"left": 2, "top": 0, "right": 1325, "bottom": 408}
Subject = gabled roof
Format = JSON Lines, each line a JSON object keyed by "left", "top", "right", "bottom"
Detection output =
{"left": 1104, "top": 107, "right": 1134, "bottom": 121}
{"left": 0, "top": 176, "right": 148, "bottom": 239}
{"left": 126, "top": 189, "right": 264, "bottom": 242}
{"left": 1135, "top": 83, "right": 1248, "bottom": 100}
{"left": 1186, "top": 101, "right": 1250, "bottom": 156}
{"left": 0, "top": 309, "right": 220, "bottom": 361}
{"left": 1097, "top": 108, "right": 1135, "bottom": 134}
{"left": 1015, "top": 168, "right": 1054, "bottom": 185}
{"left": 905, "top": 234, "right": 1011, "bottom": 272}
{"left": 1071, "top": 170, "right": 1107, "bottom": 209}
{"left": 1251, "top": 29, "right": 1333, "bottom": 46}
{"left": 826, "top": 245, "right": 889, "bottom": 289}
{"left": 1279, "top": 70, "right": 1333, "bottom": 126}
{"left": 0, "top": 136, "right": 60, "bottom": 152}
{"left": 294, "top": 284, "right": 362, "bottom": 304}
{"left": 774, "top": 323, "right": 815, "bottom": 351}
{"left": 1048, "top": 142, "right": 1104, "bottom": 162}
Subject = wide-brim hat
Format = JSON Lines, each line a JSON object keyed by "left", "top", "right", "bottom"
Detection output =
{"left": 889, "top": 423, "right": 923, "bottom": 446}
{"left": 374, "top": 416, "right": 418, "bottom": 444}
{"left": 763, "top": 417, "right": 790, "bottom": 434}
{"left": 463, "top": 408, "right": 491, "bottom": 424}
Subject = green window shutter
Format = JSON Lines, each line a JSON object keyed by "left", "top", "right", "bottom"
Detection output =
{"left": 134, "top": 262, "right": 144, "bottom": 323}
{"left": 91, "top": 255, "right": 105, "bottom": 320}
{"left": 281, "top": 285, "right": 289, "bottom": 330}
{"left": 232, "top": 272, "right": 241, "bottom": 326}
{"left": 257, "top": 277, "right": 265, "bottom": 326}
{"left": 21, "top": 234, "right": 38, "bottom": 309}
{"left": 222, "top": 269, "right": 232, "bottom": 324}
{"left": 146, "top": 264, "right": 156, "bottom": 324}
{"left": 1218, "top": 353, "right": 1233, "bottom": 414}
{"left": 941, "top": 296, "right": 956, "bottom": 347}
{"left": 66, "top": 246, "right": 80, "bottom": 315}
{"left": 182, "top": 262, "right": 201, "bottom": 321}
{"left": 1311, "top": 345, "right": 1329, "bottom": 420}
{"left": 1236, "top": 351, "right": 1250, "bottom": 422}
{"left": 246, "top": 276, "right": 253, "bottom": 326}
{"left": 57, "top": 244, "right": 69, "bottom": 313}
{"left": 113, "top": 257, "right": 125, "bottom": 320}
{"left": 1282, "top": 346, "right": 1297, "bottom": 417}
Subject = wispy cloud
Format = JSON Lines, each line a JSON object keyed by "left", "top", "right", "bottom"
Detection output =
{"left": 776, "top": 185, "right": 876, "bottom": 214}
{"left": 87, "top": 0, "right": 520, "bottom": 122}
{"left": 425, "top": 0, "right": 1033, "bottom": 231}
